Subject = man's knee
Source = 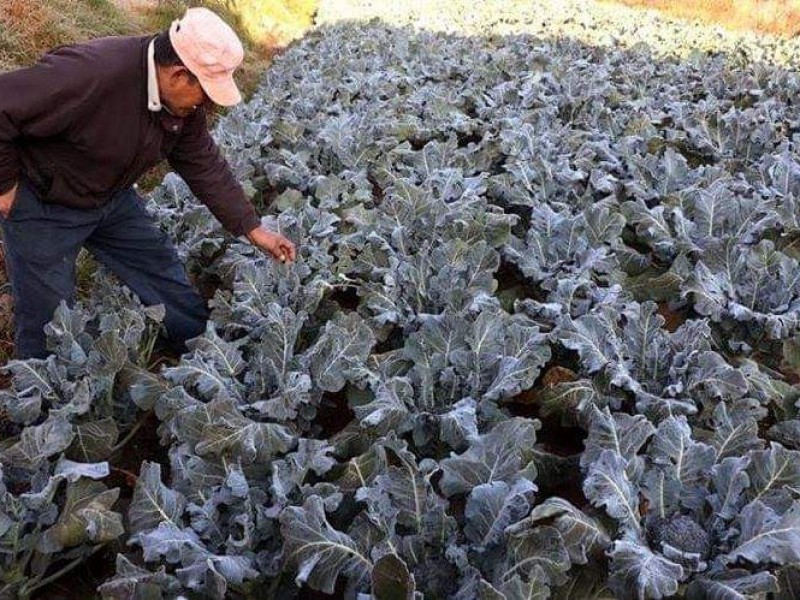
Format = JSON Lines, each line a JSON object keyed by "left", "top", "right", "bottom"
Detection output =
{"left": 163, "top": 289, "right": 209, "bottom": 345}
{"left": 14, "top": 328, "right": 49, "bottom": 359}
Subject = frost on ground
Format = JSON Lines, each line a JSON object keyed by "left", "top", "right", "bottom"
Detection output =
{"left": 3, "top": 1, "right": 800, "bottom": 599}
{"left": 317, "top": 0, "right": 800, "bottom": 67}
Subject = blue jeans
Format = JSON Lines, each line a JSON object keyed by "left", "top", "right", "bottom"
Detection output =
{"left": 0, "top": 179, "right": 209, "bottom": 359}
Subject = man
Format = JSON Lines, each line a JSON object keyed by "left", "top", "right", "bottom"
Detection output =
{"left": 0, "top": 7, "right": 295, "bottom": 359}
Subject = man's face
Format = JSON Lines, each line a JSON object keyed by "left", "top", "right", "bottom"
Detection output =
{"left": 158, "top": 66, "right": 212, "bottom": 118}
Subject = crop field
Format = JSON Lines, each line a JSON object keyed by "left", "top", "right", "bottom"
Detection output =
{"left": 3, "top": 1, "right": 800, "bottom": 599}
{"left": 602, "top": 0, "right": 800, "bottom": 38}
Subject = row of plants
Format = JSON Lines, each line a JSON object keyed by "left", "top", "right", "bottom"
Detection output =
{"left": 4, "top": 15, "right": 800, "bottom": 600}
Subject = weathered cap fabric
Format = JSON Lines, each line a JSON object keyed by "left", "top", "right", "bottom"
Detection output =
{"left": 169, "top": 7, "right": 244, "bottom": 106}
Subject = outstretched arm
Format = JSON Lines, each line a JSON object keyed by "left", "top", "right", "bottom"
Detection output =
{"left": 167, "top": 109, "right": 296, "bottom": 262}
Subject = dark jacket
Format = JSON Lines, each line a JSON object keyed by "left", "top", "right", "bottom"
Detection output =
{"left": 0, "top": 35, "right": 260, "bottom": 236}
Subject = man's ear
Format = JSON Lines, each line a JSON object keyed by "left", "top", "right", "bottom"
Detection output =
{"left": 160, "top": 65, "right": 192, "bottom": 87}
{"left": 156, "top": 65, "right": 183, "bottom": 90}
{"left": 172, "top": 66, "right": 193, "bottom": 85}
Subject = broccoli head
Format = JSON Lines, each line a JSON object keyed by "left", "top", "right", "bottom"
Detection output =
{"left": 646, "top": 515, "right": 711, "bottom": 559}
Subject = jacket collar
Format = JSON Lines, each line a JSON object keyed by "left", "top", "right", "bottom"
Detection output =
{"left": 147, "top": 38, "right": 162, "bottom": 112}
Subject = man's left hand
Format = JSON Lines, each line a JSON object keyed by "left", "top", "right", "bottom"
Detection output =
{"left": 245, "top": 226, "right": 297, "bottom": 263}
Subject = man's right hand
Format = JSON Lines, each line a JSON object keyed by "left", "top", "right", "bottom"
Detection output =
{"left": 245, "top": 225, "right": 297, "bottom": 263}
{"left": 0, "top": 183, "right": 18, "bottom": 218}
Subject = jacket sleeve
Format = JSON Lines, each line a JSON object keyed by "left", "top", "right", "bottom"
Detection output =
{"left": 0, "top": 46, "right": 101, "bottom": 194}
{"left": 167, "top": 109, "right": 260, "bottom": 237}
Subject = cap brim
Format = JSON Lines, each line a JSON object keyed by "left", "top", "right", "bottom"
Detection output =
{"left": 198, "top": 74, "right": 242, "bottom": 107}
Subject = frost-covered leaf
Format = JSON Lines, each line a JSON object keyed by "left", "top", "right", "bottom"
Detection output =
{"left": 54, "top": 458, "right": 109, "bottom": 482}
{"left": 372, "top": 554, "right": 415, "bottom": 600}
{"left": 178, "top": 397, "right": 291, "bottom": 464}
{"left": 354, "top": 377, "right": 413, "bottom": 435}
{"left": 464, "top": 480, "right": 536, "bottom": 548}
{"left": 557, "top": 311, "right": 622, "bottom": 374}
{"left": 38, "top": 479, "right": 122, "bottom": 552}
{"left": 439, "top": 418, "right": 538, "bottom": 497}
{"left": 516, "top": 497, "right": 611, "bottom": 565}
{"left": 710, "top": 401, "right": 763, "bottom": 461}
{"left": 280, "top": 495, "right": 373, "bottom": 594}
{"left": 366, "top": 444, "right": 443, "bottom": 536}
{"left": 581, "top": 406, "right": 655, "bottom": 477}
{"left": 683, "top": 239, "right": 800, "bottom": 341}
{"left": 1, "top": 414, "right": 74, "bottom": 469}
{"left": 483, "top": 316, "right": 551, "bottom": 401}
{"left": 500, "top": 571, "right": 551, "bottom": 600}
{"left": 725, "top": 501, "right": 800, "bottom": 565}
{"left": 67, "top": 418, "right": 119, "bottom": 462}
{"left": 708, "top": 456, "right": 751, "bottom": 523}
{"left": 501, "top": 525, "right": 570, "bottom": 590}
{"left": 583, "top": 450, "right": 641, "bottom": 534}
{"left": 98, "top": 554, "right": 182, "bottom": 599}
{"left": 129, "top": 462, "right": 186, "bottom": 538}
{"left": 685, "top": 352, "right": 748, "bottom": 404}
{"left": 164, "top": 326, "right": 246, "bottom": 401}
{"left": 649, "top": 416, "right": 716, "bottom": 510}
{"left": 138, "top": 521, "right": 258, "bottom": 599}
{"left": 128, "top": 366, "right": 171, "bottom": 411}
{"left": 452, "top": 566, "right": 504, "bottom": 600}
{"left": 251, "top": 303, "right": 307, "bottom": 383}
{"left": 608, "top": 540, "right": 684, "bottom": 600}
{"left": 190, "top": 399, "right": 295, "bottom": 463}
{"left": 746, "top": 443, "right": 800, "bottom": 510}
{"left": 685, "top": 569, "right": 778, "bottom": 600}
{"left": 309, "top": 312, "right": 375, "bottom": 392}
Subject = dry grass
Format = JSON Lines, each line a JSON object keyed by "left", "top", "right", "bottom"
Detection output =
{"left": 0, "top": 0, "right": 141, "bottom": 70}
{"left": 601, "top": 0, "right": 800, "bottom": 37}
{"left": 222, "top": 0, "right": 318, "bottom": 46}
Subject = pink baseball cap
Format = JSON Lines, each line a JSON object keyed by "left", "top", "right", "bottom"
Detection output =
{"left": 169, "top": 7, "right": 245, "bottom": 106}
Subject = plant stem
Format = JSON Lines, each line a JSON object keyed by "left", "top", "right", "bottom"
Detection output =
{"left": 110, "top": 466, "right": 139, "bottom": 485}
{"left": 0, "top": 581, "right": 19, "bottom": 598}
{"left": 22, "top": 543, "right": 106, "bottom": 598}
{"left": 141, "top": 324, "right": 160, "bottom": 366}
{"left": 109, "top": 411, "right": 150, "bottom": 457}
{"left": 17, "top": 523, "right": 44, "bottom": 587}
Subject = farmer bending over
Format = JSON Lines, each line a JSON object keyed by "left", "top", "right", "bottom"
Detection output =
{"left": 0, "top": 8, "right": 295, "bottom": 359}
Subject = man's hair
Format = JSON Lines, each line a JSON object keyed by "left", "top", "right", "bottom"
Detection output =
{"left": 153, "top": 31, "right": 182, "bottom": 67}
{"left": 153, "top": 30, "right": 199, "bottom": 83}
